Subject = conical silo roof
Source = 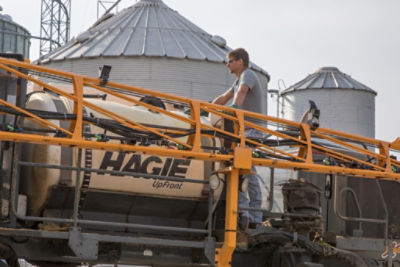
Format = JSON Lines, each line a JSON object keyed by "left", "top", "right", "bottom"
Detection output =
{"left": 281, "top": 67, "right": 376, "bottom": 95}
{"left": 37, "top": 0, "right": 268, "bottom": 77}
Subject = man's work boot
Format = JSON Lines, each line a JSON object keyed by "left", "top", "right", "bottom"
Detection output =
{"left": 238, "top": 215, "right": 249, "bottom": 231}
{"left": 249, "top": 222, "right": 260, "bottom": 229}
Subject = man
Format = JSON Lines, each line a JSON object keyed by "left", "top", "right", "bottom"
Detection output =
{"left": 212, "top": 48, "right": 263, "bottom": 230}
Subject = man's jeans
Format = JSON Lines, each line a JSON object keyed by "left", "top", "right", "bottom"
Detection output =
{"left": 238, "top": 128, "right": 264, "bottom": 223}
{"left": 239, "top": 167, "right": 262, "bottom": 223}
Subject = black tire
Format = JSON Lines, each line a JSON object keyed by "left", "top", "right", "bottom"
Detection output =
{"left": 0, "top": 243, "right": 18, "bottom": 267}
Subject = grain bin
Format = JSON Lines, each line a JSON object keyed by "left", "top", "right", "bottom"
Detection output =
{"left": 0, "top": 11, "right": 30, "bottom": 58}
{"left": 37, "top": 0, "right": 269, "bottom": 114}
{"left": 281, "top": 67, "right": 376, "bottom": 138}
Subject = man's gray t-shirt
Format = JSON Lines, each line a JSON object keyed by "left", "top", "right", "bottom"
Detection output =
{"left": 228, "top": 69, "right": 264, "bottom": 115}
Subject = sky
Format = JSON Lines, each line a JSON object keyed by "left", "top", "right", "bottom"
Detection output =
{"left": 2, "top": 0, "right": 400, "bottom": 142}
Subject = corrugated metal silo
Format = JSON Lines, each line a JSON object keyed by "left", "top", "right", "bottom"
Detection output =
{"left": 281, "top": 67, "right": 385, "bottom": 239}
{"left": 281, "top": 66, "right": 376, "bottom": 138}
{"left": 0, "top": 12, "right": 30, "bottom": 58}
{"left": 37, "top": 0, "right": 269, "bottom": 113}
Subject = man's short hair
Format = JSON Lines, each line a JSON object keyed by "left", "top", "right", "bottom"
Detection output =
{"left": 228, "top": 48, "right": 249, "bottom": 68}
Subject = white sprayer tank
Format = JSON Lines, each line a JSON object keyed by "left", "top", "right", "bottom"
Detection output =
{"left": 20, "top": 92, "right": 223, "bottom": 216}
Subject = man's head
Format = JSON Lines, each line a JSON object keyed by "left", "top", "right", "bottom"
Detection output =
{"left": 226, "top": 48, "right": 249, "bottom": 75}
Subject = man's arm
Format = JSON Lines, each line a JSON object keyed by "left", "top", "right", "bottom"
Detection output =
{"left": 213, "top": 89, "right": 234, "bottom": 105}
{"left": 232, "top": 84, "right": 249, "bottom": 107}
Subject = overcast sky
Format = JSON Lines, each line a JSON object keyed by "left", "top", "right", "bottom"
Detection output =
{"left": 2, "top": 0, "right": 400, "bottom": 142}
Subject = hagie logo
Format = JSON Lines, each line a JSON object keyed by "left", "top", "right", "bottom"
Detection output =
{"left": 98, "top": 152, "right": 191, "bottom": 190}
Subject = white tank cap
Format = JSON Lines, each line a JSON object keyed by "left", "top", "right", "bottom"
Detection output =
{"left": 0, "top": 14, "right": 13, "bottom": 22}
{"left": 211, "top": 35, "right": 227, "bottom": 48}
{"left": 318, "top": 66, "right": 339, "bottom": 72}
{"left": 76, "top": 30, "right": 92, "bottom": 43}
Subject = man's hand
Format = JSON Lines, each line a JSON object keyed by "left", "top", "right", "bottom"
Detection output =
{"left": 184, "top": 108, "right": 209, "bottom": 117}
{"left": 230, "top": 103, "right": 239, "bottom": 109}
{"left": 222, "top": 103, "right": 238, "bottom": 116}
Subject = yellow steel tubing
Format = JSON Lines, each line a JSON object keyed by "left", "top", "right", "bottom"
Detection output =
{"left": 199, "top": 120, "right": 304, "bottom": 162}
{"left": 0, "top": 57, "right": 195, "bottom": 106}
{"left": 390, "top": 138, "right": 400, "bottom": 150}
{"left": 83, "top": 77, "right": 193, "bottom": 105}
{"left": 204, "top": 105, "right": 298, "bottom": 145}
{"left": 311, "top": 130, "right": 386, "bottom": 161}
{"left": 198, "top": 117, "right": 305, "bottom": 162}
{"left": 310, "top": 142, "right": 386, "bottom": 172}
{"left": 0, "top": 57, "right": 82, "bottom": 80}
{"left": 4, "top": 55, "right": 400, "bottom": 267}
{"left": 379, "top": 142, "right": 391, "bottom": 171}
{"left": 218, "top": 103, "right": 389, "bottom": 148}
{"left": 315, "top": 127, "right": 385, "bottom": 146}
{"left": 244, "top": 137, "right": 307, "bottom": 162}
{"left": 0, "top": 131, "right": 231, "bottom": 161}
{"left": 71, "top": 76, "right": 84, "bottom": 140}
{"left": 298, "top": 124, "right": 313, "bottom": 164}
{"left": 0, "top": 98, "right": 72, "bottom": 136}
{"left": 240, "top": 108, "right": 302, "bottom": 128}
{"left": 0, "top": 71, "right": 195, "bottom": 149}
{"left": 391, "top": 159, "right": 400, "bottom": 168}
{"left": 0, "top": 129, "right": 399, "bottom": 180}
{"left": 0, "top": 63, "right": 193, "bottom": 147}
{"left": 251, "top": 157, "right": 400, "bottom": 180}
{"left": 82, "top": 100, "right": 192, "bottom": 149}
{"left": 200, "top": 123, "right": 240, "bottom": 144}
{"left": 4, "top": 57, "right": 386, "bottom": 154}
{"left": 235, "top": 110, "right": 246, "bottom": 147}
{"left": 84, "top": 81, "right": 194, "bottom": 125}
{"left": 205, "top": 103, "right": 302, "bottom": 129}
{"left": 215, "top": 168, "right": 239, "bottom": 267}
{"left": 312, "top": 149, "right": 353, "bottom": 164}
{"left": 0, "top": 56, "right": 394, "bottom": 148}
{"left": 208, "top": 110, "right": 306, "bottom": 161}
{"left": 242, "top": 119, "right": 308, "bottom": 146}
{"left": 0, "top": 69, "right": 194, "bottom": 148}
{"left": 0, "top": 58, "right": 397, "bottom": 165}
{"left": 0, "top": 56, "right": 327, "bottom": 133}
{"left": 238, "top": 106, "right": 390, "bottom": 147}
{"left": 188, "top": 100, "right": 202, "bottom": 152}
{"left": 0, "top": 56, "right": 399, "bottom": 179}
{"left": 0, "top": 63, "right": 77, "bottom": 102}
{"left": 206, "top": 107, "right": 241, "bottom": 123}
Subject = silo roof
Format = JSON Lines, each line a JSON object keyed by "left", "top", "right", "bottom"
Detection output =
{"left": 37, "top": 0, "right": 269, "bottom": 77}
{"left": 0, "top": 13, "right": 30, "bottom": 34}
{"left": 281, "top": 67, "right": 376, "bottom": 95}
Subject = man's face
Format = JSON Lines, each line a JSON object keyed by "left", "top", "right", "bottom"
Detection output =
{"left": 226, "top": 56, "right": 242, "bottom": 73}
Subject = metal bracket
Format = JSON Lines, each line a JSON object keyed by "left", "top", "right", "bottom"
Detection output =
{"left": 233, "top": 147, "right": 252, "bottom": 170}
{"left": 204, "top": 237, "right": 215, "bottom": 264}
{"left": 68, "top": 227, "right": 98, "bottom": 260}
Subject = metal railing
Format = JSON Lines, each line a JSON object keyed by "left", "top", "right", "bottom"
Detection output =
{"left": 0, "top": 56, "right": 400, "bottom": 266}
{"left": 333, "top": 176, "right": 391, "bottom": 266}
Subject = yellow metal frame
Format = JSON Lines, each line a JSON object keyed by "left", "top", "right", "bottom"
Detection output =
{"left": 0, "top": 57, "right": 400, "bottom": 266}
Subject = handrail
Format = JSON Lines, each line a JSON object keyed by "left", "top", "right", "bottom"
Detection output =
{"left": 0, "top": 57, "right": 398, "bottom": 180}
{"left": 1, "top": 56, "right": 400, "bottom": 267}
